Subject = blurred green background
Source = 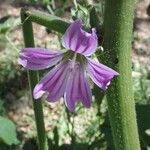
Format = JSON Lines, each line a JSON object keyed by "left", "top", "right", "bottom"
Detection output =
{"left": 0, "top": 0, "right": 150, "bottom": 149}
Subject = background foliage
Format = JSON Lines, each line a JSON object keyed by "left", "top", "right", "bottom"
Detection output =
{"left": 0, "top": 0, "right": 150, "bottom": 149}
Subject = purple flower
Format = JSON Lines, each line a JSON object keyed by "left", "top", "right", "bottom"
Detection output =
{"left": 19, "top": 20, "right": 119, "bottom": 112}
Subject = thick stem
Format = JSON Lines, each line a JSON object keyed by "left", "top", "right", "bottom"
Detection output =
{"left": 21, "top": 8, "right": 48, "bottom": 150}
{"left": 103, "top": 0, "right": 140, "bottom": 150}
{"left": 23, "top": 8, "right": 69, "bottom": 34}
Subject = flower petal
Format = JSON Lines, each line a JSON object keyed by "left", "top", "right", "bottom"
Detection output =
{"left": 62, "top": 20, "right": 82, "bottom": 50}
{"left": 64, "top": 61, "right": 92, "bottom": 112}
{"left": 18, "top": 48, "right": 63, "bottom": 70}
{"left": 33, "top": 61, "right": 69, "bottom": 101}
{"left": 86, "top": 58, "right": 119, "bottom": 90}
{"left": 62, "top": 20, "right": 98, "bottom": 56}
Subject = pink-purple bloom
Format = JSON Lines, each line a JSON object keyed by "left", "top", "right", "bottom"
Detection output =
{"left": 18, "top": 20, "right": 119, "bottom": 112}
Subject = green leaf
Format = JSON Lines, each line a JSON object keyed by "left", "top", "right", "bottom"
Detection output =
{"left": 136, "top": 104, "right": 150, "bottom": 147}
{"left": 0, "top": 16, "right": 20, "bottom": 34}
{"left": 71, "top": 4, "right": 91, "bottom": 30}
{"left": 0, "top": 116, "right": 19, "bottom": 145}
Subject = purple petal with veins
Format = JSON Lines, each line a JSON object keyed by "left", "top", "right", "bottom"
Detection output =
{"left": 33, "top": 61, "right": 69, "bottom": 101}
{"left": 18, "top": 48, "right": 63, "bottom": 70}
{"left": 62, "top": 20, "right": 98, "bottom": 56}
{"left": 64, "top": 61, "right": 92, "bottom": 112}
{"left": 86, "top": 58, "right": 119, "bottom": 90}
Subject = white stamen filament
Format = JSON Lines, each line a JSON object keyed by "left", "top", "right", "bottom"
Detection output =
{"left": 70, "top": 53, "right": 77, "bottom": 69}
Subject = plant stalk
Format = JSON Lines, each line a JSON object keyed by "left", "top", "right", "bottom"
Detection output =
{"left": 103, "top": 0, "right": 140, "bottom": 149}
{"left": 23, "top": 8, "right": 69, "bottom": 34}
{"left": 21, "top": 8, "right": 48, "bottom": 150}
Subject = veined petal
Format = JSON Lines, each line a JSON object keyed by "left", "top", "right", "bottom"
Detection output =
{"left": 18, "top": 48, "right": 63, "bottom": 70}
{"left": 62, "top": 20, "right": 98, "bottom": 56}
{"left": 33, "top": 61, "right": 69, "bottom": 101}
{"left": 79, "top": 66, "right": 92, "bottom": 108}
{"left": 64, "top": 61, "right": 92, "bottom": 112}
{"left": 86, "top": 58, "right": 119, "bottom": 90}
{"left": 62, "top": 20, "right": 82, "bottom": 50}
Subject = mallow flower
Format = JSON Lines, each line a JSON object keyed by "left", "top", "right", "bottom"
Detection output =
{"left": 18, "top": 20, "right": 119, "bottom": 112}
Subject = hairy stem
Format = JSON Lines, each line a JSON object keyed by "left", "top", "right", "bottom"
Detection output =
{"left": 21, "top": 8, "right": 48, "bottom": 150}
{"left": 103, "top": 0, "right": 140, "bottom": 149}
{"left": 23, "top": 8, "right": 69, "bottom": 34}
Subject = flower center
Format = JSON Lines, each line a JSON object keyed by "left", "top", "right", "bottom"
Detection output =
{"left": 62, "top": 50, "right": 86, "bottom": 66}
{"left": 70, "top": 53, "right": 77, "bottom": 69}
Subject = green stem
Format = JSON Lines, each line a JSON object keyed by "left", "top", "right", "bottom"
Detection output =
{"left": 23, "top": 8, "right": 69, "bottom": 34}
{"left": 73, "top": 0, "right": 78, "bottom": 9}
{"left": 103, "top": 0, "right": 140, "bottom": 150}
{"left": 21, "top": 8, "right": 48, "bottom": 150}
